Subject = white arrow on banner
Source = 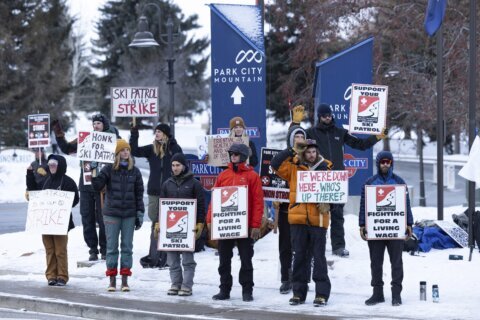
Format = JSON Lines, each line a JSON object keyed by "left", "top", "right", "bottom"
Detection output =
{"left": 231, "top": 86, "right": 244, "bottom": 105}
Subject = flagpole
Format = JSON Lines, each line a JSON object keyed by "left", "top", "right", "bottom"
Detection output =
{"left": 436, "top": 24, "right": 444, "bottom": 221}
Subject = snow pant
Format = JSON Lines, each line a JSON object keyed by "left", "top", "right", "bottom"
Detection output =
{"left": 43, "top": 235, "right": 69, "bottom": 283}
{"left": 368, "top": 240, "right": 404, "bottom": 297}
{"left": 167, "top": 251, "right": 196, "bottom": 290}
{"left": 104, "top": 215, "right": 135, "bottom": 273}
{"left": 290, "top": 224, "right": 331, "bottom": 301}
{"left": 80, "top": 191, "right": 106, "bottom": 256}
{"left": 278, "top": 205, "right": 292, "bottom": 282}
{"left": 217, "top": 237, "right": 254, "bottom": 294}
{"left": 330, "top": 203, "right": 345, "bottom": 251}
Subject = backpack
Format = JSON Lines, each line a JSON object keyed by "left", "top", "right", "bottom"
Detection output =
{"left": 403, "top": 233, "right": 419, "bottom": 253}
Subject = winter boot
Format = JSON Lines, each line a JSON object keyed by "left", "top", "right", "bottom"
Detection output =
{"left": 365, "top": 287, "right": 385, "bottom": 306}
{"left": 392, "top": 291, "right": 402, "bottom": 306}
{"left": 242, "top": 292, "right": 253, "bottom": 302}
{"left": 313, "top": 295, "right": 327, "bottom": 307}
{"left": 168, "top": 285, "right": 180, "bottom": 296}
{"left": 289, "top": 296, "right": 305, "bottom": 306}
{"left": 89, "top": 253, "right": 98, "bottom": 261}
{"left": 121, "top": 275, "right": 130, "bottom": 292}
{"left": 212, "top": 291, "right": 230, "bottom": 300}
{"left": 107, "top": 276, "right": 116, "bottom": 292}
{"left": 280, "top": 281, "right": 292, "bottom": 294}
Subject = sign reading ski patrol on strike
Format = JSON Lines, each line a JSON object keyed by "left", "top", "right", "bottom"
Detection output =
{"left": 77, "top": 131, "right": 116, "bottom": 163}
{"left": 211, "top": 186, "right": 248, "bottom": 240}
{"left": 111, "top": 87, "right": 158, "bottom": 117}
{"left": 28, "top": 113, "right": 50, "bottom": 148}
{"left": 260, "top": 148, "right": 289, "bottom": 202}
{"left": 349, "top": 83, "right": 388, "bottom": 135}
{"left": 365, "top": 185, "right": 406, "bottom": 240}
{"left": 296, "top": 171, "right": 349, "bottom": 203}
{"left": 158, "top": 199, "right": 197, "bottom": 252}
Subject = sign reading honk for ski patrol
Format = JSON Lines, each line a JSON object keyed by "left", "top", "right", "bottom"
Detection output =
{"left": 77, "top": 131, "right": 116, "bottom": 163}
{"left": 349, "top": 83, "right": 388, "bottom": 135}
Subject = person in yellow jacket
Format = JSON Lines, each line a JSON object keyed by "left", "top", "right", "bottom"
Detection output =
{"left": 271, "top": 138, "right": 332, "bottom": 307}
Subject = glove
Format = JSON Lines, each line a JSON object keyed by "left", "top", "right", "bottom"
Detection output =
{"left": 405, "top": 225, "right": 413, "bottom": 239}
{"left": 51, "top": 119, "right": 64, "bottom": 137}
{"left": 130, "top": 125, "right": 139, "bottom": 135}
{"left": 250, "top": 228, "right": 261, "bottom": 240}
{"left": 153, "top": 222, "right": 160, "bottom": 239}
{"left": 377, "top": 127, "right": 389, "bottom": 140}
{"left": 360, "top": 226, "right": 367, "bottom": 241}
{"left": 25, "top": 191, "right": 29, "bottom": 201}
{"left": 194, "top": 223, "right": 204, "bottom": 240}
{"left": 36, "top": 167, "right": 47, "bottom": 176}
{"left": 135, "top": 212, "right": 143, "bottom": 230}
{"left": 317, "top": 203, "right": 330, "bottom": 214}
{"left": 272, "top": 201, "right": 280, "bottom": 210}
{"left": 292, "top": 105, "right": 305, "bottom": 123}
{"left": 293, "top": 141, "right": 308, "bottom": 154}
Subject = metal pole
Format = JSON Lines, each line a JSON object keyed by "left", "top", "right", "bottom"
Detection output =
{"left": 166, "top": 17, "right": 176, "bottom": 137}
{"left": 418, "top": 127, "right": 426, "bottom": 206}
{"left": 468, "top": 0, "right": 477, "bottom": 261}
{"left": 436, "top": 24, "right": 444, "bottom": 221}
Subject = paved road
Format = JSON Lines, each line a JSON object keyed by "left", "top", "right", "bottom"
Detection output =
{"left": 0, "top": 307, "right": 89, "bottom": 319}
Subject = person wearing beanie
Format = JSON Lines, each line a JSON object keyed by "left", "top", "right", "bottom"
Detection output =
{"left": 26, "top": 154, "right": 79, "bottom": 286}
{"left": 129, "top": 122, "right": 183, "bottom": 269}
{"left": 228, "top": 116, "right": 258, "bottom": 167}
{"left": 359, "top": 151, "right": 413, "bottom": 306}
{"left": 92, "top": 139, "right": 145, "bottom": 292}
{"left": 206, "top": 143, "right": 264, "bottom": 302}
{"left": 304, "top": 103, "right": 388, "bottom": 258}
{"left": 157, "top": 153, "right": 205, "bottom": 296}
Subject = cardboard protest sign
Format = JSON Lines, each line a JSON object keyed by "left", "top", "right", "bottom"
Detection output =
{"left": 365, "top": 185, "right": 407, "bottom": 240}
{"left": 111, "top": 87, "right": 158, "bottom": 117}
{"left": 260, "top": 148, "right": 289, "bottom": 202}
{"left": 158, "top": 199, "right": 197, "bottom": 252}
{"left": 77, "top": 131, "right": 116, "bottom": 163}
{"left": 349, "top": 83, "right": 388, "bottom": 135}
{"left": 207, "top": 135, "right": 249, "bottom": 167}
{"left": 28, "top": 114, "right": 50, "bottom": 148}
{"left": 296, "top": 170, "right": 349, "bottom": 203}
{"left": 26, "top": 190, "right": 75, "bottom": 235}
{"left": 189, "top": 159, "right": 223, "bottom": 191}
{"left": 211, "top": 186, "right": 248, "bottom": 240}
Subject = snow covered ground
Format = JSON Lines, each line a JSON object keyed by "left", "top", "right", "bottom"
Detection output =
{"left": 0, "top": 111, "right": 479, "bottom": 319}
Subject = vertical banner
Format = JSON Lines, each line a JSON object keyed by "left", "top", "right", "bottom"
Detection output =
{"left": 211, "top": 186, "right": 248, "bottom": 240}
{"left": 365, "top": 185, "right": 406, "bottom": 240}
{"left": 259, "top": 148, "right": 289, "bottom": 202}
{"left": 312, "top": 38, "right": 374, "bottom": 195}
{"left": 349, "top": 84, "right": 388, "bottom": 135}
{"left": 210, "top": 4, "right": 266, "bottom": 170}
{"left": 111, "top": 87, "right": 158, "bottom": 118}
{"left": 158, "top": 199, "right": 197, "bottom": 252}
{"left": 28, "top": 114, "right": 50, "bottom": 148}
{"left": 295, "top": 171, "right": 349, "bottom": 203}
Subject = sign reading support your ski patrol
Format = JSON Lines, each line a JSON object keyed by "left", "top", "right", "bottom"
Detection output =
{"left": 158, "top": 199, "right": 197, "bottom": 252}
{"left": 349, "top": 83, "right": 388, "bottom": 135}
{"left": 260, "top": 148, "right": 289, "bottom": 202}
{"left": 77, "top": 131, "right": 116, "bottom": 163}
{"left": 211, "top": 186, "right": 248, "bottom": 240}
{"left": 365, "top": 185, "right": 407, "bottom": 240}
{"left": 26, "top": 190, "right": 75, "bottom": 235}
{"left": 28, "top": 114, "right": 50, "bottom": 148}
{"left": 296, "top": 170, "right": 349, "bottom": 203}
{"left": 111, "top": 87, "right": 158, "bottom": 117}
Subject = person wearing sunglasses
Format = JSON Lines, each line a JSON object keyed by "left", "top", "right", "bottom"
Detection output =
{"left": 358, "top": 151, "right": 413, "bottom": 306}
{"left": 305, "top": 103, "right": 388, "bottom": 258}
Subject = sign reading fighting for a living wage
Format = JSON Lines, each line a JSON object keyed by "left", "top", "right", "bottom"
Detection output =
{"left": 211, "top": 186, "right": 248, "bottom": 240}
{"left": 260, "top": 148, "right": 289, "bottom": 202}
{"left": 207, "top": 135, "right": 249, "bottom": 167}
{"left": 28, "top": 114, "right": 50, "bottom": 148}
{"left": 296, "top": 170, "right": 349, "bottom": 203}
{"left": 77, "top": 131, "right": 116, "bottom": 163}
{"left": 26, "top": 190, "right": 75, "bottom": 235}
{"left": 365, "top": 185, "right": 406, "bottom": 240}
{"left": 158, "top": 199, "right": 197, "bottom": 252}
{"left": 111, "top": 87, "right": 158, "bottom": 117}
{"left": 349, "top": 83, "right": 388, "bottom": 135}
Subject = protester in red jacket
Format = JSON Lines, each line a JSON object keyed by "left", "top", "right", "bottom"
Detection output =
{"left": 206, "top": 143, "right": 264, "bottom": 302}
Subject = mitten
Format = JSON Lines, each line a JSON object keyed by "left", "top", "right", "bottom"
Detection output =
{"left": 360, "top": 226, "right": 367, "bottom": 241}
{"left": 377, "top": 127, "right": 389, "bottom": 140}
{"left": 194, "top": 223, "right": 204, "bottom": 240}
{"left": 293, "top": 141, "right": 308, "bottom": 154}
{"left": 154, "top": 222, "right": 160, "bottom": 239}
{"left": 250, "top": 228, "right": 261, "bottom": 240}
{"left": 292, "top": 105, "right": 305, "bottom": 123}
{"left": 135, "top": 211, "right": 143, "bottom": 230}
{"left": 36, "top": 167, "right": 47, "bottom": 176}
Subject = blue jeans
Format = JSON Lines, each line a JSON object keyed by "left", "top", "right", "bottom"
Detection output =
{"left": 104, "top": 215, "right": 135, "bottom": 270}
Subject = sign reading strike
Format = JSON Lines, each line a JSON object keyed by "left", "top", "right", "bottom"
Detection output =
{"left": 211, "top": 186, "right": 248, "bottom": 240}
{"left": 349, "top": 83, "right": 388, "bottom": 135}
{"left": 26, "top": 190, "right": 75, "bottom": 235}
{"left": 207, "top": 135, "right": 249, "bottom": 167}
{"left": 365, "top": 185, "right": 406, "bottom": 240}
{"left": 296, "top": 170, "right": 349, "bottom": 203}
{"left": 77, "top": 131, "right": 116, "bottom": 163}
{"left": 28, "top": 114, "right": 50, "bottom": 148}
{"left": 260, "top": 148, "right": 289, "bottom": 202}
{"left": 158, "top": 199, "right": 197, "bottom": 252}
{"left": 111, "top": 87, "right": 158, "bottom": 117}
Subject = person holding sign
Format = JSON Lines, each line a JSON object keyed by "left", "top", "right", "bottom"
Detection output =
{"left": 271, "top": 138, "right": 332, "bottom": 307}
{"left": 130, "top": 123, "right": 183, "bottom": 269}
{"left": 206, "top": 143, "right": 264, "bottom": 302}
{"left": 92, "top": 139, "right": 145, "bottom": 292}
{"left": 24, "top": 148, "right": 48, "bottom": 201}
{"left": 158, "top": 153, "right": 205, "bottom": 296}
{"left": 359, "top": 151, "right": 413, "bottom": 306}
{"left": 229, "top": 116, "right": 258, "bottom": 167}
{"left": 305, "top": 103, "right": 388, "bottom": 258}
{"left": 26, "top": 154, "right": 79, "bottom": 286}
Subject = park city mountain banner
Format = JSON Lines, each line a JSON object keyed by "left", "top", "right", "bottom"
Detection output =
{"left": 209, "top": 4, "right": 266, "bottom": 170}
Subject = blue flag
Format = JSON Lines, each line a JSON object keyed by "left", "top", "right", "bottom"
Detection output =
{"left": 424, "top": 0, "right": 447, "bottom": 37}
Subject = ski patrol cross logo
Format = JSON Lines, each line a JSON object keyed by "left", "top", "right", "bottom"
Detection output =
{"left": 78, "top": 131, "right": 91, "bottom": 144}
{"left": 166, "top": 211, "right": 188, "bottom": 239}
{"left": 261, "top": 175, "right": 270, "bottom": 186}
{"left": 357, "top": 96, "right": 379, "bottom": 124}
{"left": 376, "top": 186, "right": 396, "bottom": 212}
{"left": 221, "top": 187, "right": 238, "bottom": 212}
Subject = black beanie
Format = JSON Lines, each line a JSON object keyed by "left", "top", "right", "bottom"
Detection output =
{"left": 92, "top": 113, "right": 110, "bottom": 131}
{"left": 155, "top": 123, "right": 171, "bottom": 137}
{"left": 317, "top": 103, "right": 332, "bottom": 117}
{"left": 171, "top": 153, "right": 187, "bottom": 167}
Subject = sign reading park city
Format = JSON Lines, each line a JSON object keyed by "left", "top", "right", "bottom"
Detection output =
{"left": 28, "top": 114, "right": 50, "bottom": 148}
{"left": 189, "top": 159, "right": 223, "bottom": 191}
{"left": 349, "top": 83, "right": 388, "bottom": 135}
{"left": 158, "top": 198, "right": 197, "bottom": 252}
{"left": 111, "top": 87, "right": 158, "bottom": 117}
{"left": 365, "top": 185, "right": 407, "bottom": 240}
{"left": 26, "top": 190, "right": 75, "bottom": 235}
{"left": 260, "top": 148, "right": 289, "bottom": 202}
{"left": 211, "top": 186, "right": 248, "bottom": 240}
{"left": 77, "top": 131, "right": 116, "bottom": 163}
{"left": 296, "top": 170, "right": 349, "bottom": 204}
{"left": 207, "top": 135, "right": 249, "bottom": 167}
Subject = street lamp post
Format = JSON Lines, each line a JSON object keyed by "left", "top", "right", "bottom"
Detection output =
{"left": 129, "top": 3, "right": 177, "bottom": 137}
